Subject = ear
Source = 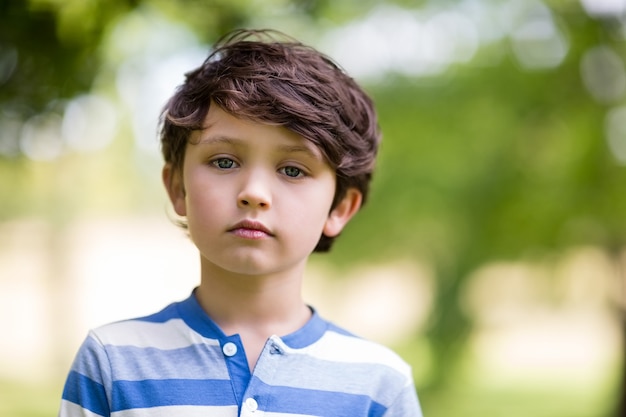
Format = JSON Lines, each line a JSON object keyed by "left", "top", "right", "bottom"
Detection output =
{"left": 162, "top": 163, "right": 187, "bottom": 216}
{"left": 323, "top": 188, "right": 363, "bottom": 238}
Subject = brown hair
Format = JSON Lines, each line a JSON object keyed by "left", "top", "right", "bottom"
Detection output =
{"left": 160, "top": 29, "right": 381, "bottom": 251}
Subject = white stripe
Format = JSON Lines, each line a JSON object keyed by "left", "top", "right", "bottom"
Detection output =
{"left": 92, "top": 319, "right": 219, "bottom": 350}
{"left": 297, "top": 331, "right": 412, "bottom": 379}
{"left": 111, "top": 405, "right": 239, "bottom": 417}
{"left": 264, "top": 413, "right": 317, "bottom": 417}
{"left": 58, "top": 399, "right": 104, "bottom": 417}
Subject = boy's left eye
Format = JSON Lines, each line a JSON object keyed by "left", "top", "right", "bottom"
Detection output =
{"left": 280, "top": 166, "right": 303, "bottom": 178}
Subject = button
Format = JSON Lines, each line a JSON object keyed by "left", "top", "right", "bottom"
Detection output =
{"left": 269, "top": 343, "right": 283, "bottom": 355}
{"left": 245, "top": 397, "right": 258, "bottom": 412}
{"left": 222, "top": 342, "right": 237, "bottom": 356}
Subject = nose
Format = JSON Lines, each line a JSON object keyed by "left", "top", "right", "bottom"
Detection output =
{"left": 237, "top": 171, "right": 272, "bottom": 209}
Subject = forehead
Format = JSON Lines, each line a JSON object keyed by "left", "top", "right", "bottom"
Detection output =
{"left": 191, "top": 103, "right": 326, "bottom": 159}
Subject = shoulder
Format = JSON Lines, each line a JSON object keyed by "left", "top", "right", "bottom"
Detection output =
{"left": 303, "top": 321, "right": 413, "bottom": 381}
{"left": 276, "top": 319, "right": 419, "bottom": 413}
{"left": 88, "top": 300, "right": 199, "bottom": 349}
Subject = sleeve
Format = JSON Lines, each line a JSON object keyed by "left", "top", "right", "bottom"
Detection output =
{"left": 382, "top": 380, "right": 424, "bottom": 417}
{"left": 58, "top": 331, "right": 113, "bottom": 417}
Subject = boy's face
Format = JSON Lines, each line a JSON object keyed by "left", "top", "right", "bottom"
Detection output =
{"left": 163, "top": 104, "right": 361, "bottom": 277}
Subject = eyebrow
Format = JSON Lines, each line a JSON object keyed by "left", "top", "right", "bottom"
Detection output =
{"left": 277, "top": 144, "right": 324, "bottom": 161}
{"left": 196, "top": 135, "right": 241, "bottom": 146}
{"left": 197, "top": 135, "right": 324, "bottom": 161}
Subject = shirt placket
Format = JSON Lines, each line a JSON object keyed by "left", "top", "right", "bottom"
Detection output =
{"left": 239, "top": 336, "right": 286, "bottom": 417}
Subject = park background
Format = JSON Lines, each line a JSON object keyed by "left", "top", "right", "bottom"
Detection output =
{"left": 0, "top": 0, "right": 624, "bottom": 416}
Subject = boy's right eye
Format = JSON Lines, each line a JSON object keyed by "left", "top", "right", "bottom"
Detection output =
{"left": 211, "top": 158, "right": 237, "bottom": 169}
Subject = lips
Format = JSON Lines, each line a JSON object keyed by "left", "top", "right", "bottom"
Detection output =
{"left": 228, "top": 220, "right": 273, "bottom": 239}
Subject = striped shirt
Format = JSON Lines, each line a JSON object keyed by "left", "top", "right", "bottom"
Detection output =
{"left": 59, "top": 291, "right": 423, "bottom": 417}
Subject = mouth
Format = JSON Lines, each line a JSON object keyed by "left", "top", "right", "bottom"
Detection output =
{"left": 228, "top": 220, "right": 274, "bottom": 239}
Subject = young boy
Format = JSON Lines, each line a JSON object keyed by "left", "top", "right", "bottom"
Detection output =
{"left": 59, "top": 29, "right": 423, "bottom": 417}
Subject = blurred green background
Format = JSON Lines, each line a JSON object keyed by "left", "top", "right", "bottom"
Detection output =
{"left": 0, "top": 0, "right": 624, "bottom": 416}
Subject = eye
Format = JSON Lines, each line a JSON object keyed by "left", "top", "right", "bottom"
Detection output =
{"left": 212, "top": 158, "right": 237, "bottom": 169}
{"left": 280, "top": 166, "right": 304, "bottom": 178}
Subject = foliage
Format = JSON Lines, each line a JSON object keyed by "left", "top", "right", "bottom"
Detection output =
{"left": 324, "top": 0, "right": 626, "bottom": 392}
{"left": 0, "top": 0, "right": 131, "bottom": 117}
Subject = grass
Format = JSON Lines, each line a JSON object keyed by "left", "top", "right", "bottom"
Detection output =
{"left": 0, "top": 379, "right": 63, "bottom": 417}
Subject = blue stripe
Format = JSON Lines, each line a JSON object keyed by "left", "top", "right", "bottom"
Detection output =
{"left": 62, "top": 371, "right": 110, "bottom": 416}
{"left": 70, "top": 336, "right": 111, "bottom": 377}
{"left": 254, "top": 353, "right": 407, "bottom": 403}
{"left": 106, "top": 344, "right": 229, "bottom": 381}
{"left": 111, "top": 378, "right": 236, "bottom": 411}
{"left": 254, "top": 379, "right": 387, "bottom": 417}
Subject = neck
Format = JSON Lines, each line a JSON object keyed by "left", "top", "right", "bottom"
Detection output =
{"left": 195, "top": 258, "right": 311, "bottom": 338}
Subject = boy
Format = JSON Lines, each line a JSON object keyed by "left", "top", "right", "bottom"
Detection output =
{"left": 59, "top": 29, "right": 423, "bottom": 417}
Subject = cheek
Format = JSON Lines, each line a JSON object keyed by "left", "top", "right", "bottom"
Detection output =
{"left": 184, "top": 182, "right": 226, "bottom": 225}
{"left": 185, "top": 170, "right": 230, "bottom": 204}
{"left": 286, "top": 188, "right": 334, "bottom": 229}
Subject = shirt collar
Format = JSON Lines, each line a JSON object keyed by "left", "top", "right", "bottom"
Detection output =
{"left": 176, "top": 289, "right": 329, "bottom": 349}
